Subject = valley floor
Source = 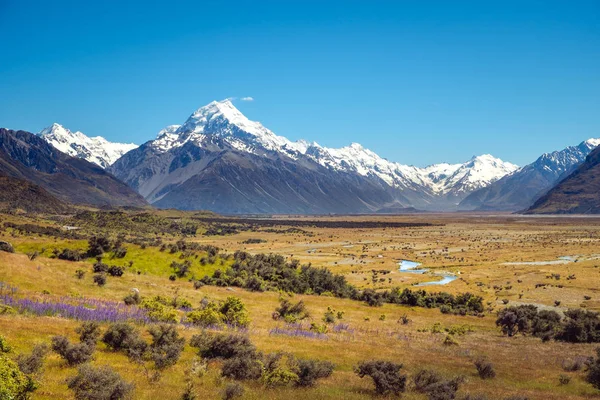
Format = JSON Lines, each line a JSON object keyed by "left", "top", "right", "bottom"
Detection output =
{"left": 2, "top": 211, "right": 600, "bottom": 399}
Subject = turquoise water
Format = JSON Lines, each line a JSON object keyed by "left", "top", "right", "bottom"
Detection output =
{"left": 398, "top": 260, "right": 457, "bottom": 286}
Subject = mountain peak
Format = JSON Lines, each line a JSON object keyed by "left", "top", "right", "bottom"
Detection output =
{"left": 39, "top": 124, "right": 138, "bottom": 168}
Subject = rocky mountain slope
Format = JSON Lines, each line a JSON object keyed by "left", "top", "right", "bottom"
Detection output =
{"left": 39, "top": 123, "right": 137, "bottom": 168}
{"left": 0, "top": 173, "right": 68, "bottom": 214}
{"left": 526, "top": 146, "right": 600, "bottom": 214}
{"left": 459, "top": 139, "right": 600, "bottom": 211}
{"left": 0, "top": 128, "right": 147, "bottom": 208}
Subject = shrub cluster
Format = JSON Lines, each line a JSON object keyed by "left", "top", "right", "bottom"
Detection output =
{"left": 51, "top": 322, "right": 101, "bottom": 366}
{"left": 200, "top": 251, "right": 359, "bottom": 298}
{"left": 496, "top": 305, "right": 600, "bottom": 343}
{"left": 185, "top": 296, "right": 250, "bottom": 328}
{"left": 200, "top": 252, "right": 482, "bottom": 315}
{"left": 190, "top": 332, "right": 334, "bottom": 388}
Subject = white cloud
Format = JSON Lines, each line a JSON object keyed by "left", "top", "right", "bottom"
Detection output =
{"left": 240, "top": 97, "right": 254, "bottom": 102}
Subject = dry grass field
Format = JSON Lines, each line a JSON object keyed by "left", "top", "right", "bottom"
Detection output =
{"left": 2, "top": 211, "right": 600, "bottom": 399}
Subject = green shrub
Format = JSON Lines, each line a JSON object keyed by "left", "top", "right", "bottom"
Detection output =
{"left": 185, "top": 297, "right": 250, "bottom": 328}
{"left": 186, "top": 307, "right": 224, "bottom": 327}
{"left": 0, "top": 352, "right": 37, "bottom": 399}
{"left": 354, "top": 360, "right": 407, "bottom": 396}
{"left": 0, "top": 335, "right": 12, "bottom": 352}
{"left": 140, "top": 298, "right": 178, "bottom": 323}
{"left": 274, "top": 299, "right": 309, "bottom": 322}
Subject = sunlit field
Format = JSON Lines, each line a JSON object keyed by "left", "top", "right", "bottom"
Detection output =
{"left": 2, "top": 211, "right": 600, "bottom": 399}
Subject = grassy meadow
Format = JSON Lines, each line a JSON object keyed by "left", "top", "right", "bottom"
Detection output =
{"left": 1, "top": 211, "right": 600, "bottom": 399}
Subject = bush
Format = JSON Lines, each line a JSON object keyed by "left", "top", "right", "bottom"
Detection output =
{"left": 474, "top": 358, "right": 496, "bottom": 380}
{"left": 414, "top": 369, "right": 443, "bottom": 392}
{"left": 148, "top": 324, "right": 185, "bottom": 369}
{"left": 113, "top": 247, "right": 127, "bottom": 259}
{"left": 219, "top": 297, "right": 250, "bottom": 327}
{"left": 586, "top": 347, "right": 600, "bottom": 389}
{"left": 354, "top": 360, "right": 407, "bottom": 395}
{"left": 76, "top": 322, "right": 102, "bottom": 345}
{"left": 87, "top": 235, "right": 112, "bottom": 258}
{"left": 362, "top": 289, "right": 384, "bottom": 307}
{"left": 17, "top": 343, "right": 49, "bottom": 374}
{"left": 51, "top": 336, "right": 95, "bottom": 366}
{"left": 0, "top": 352, "right": 37, "bottom": 399}
{"left": 295, "top": 358, "right": 334, "bottom": 387}
{"left": 261, "top": 353, "right": 299, "bottom": 387}
{"left": 274, "top": 299, "right": 309, "bottom": 322}
{"left": 413, "top": 369, "right": 462, "bottom": 400}
{"left": 0, "top": 335, "right": 11, "bottom": 352}
{"left": 123, "top": 292, "right": 141, "bottom": 305}
{"left": 496, "top": 305, "right": 538, "bottom": 337}
{"left": 67, "top": 364, "right": 134, "bottom": 400}
{"left": 559, "top": 374, "right": 571, "bottom": 385}
{"left": 108, "top": 265, "right": 125, "bottom": 277}
{"left": 58, "top": 248, "right": 85, "bottom": 261}
{"left": 221, "top": 353, "right": 263, "bottom": 380}
{"left": 140, "top": 298, "right": 178, "bottom": 323}
{"left": 222, "top": 382, "right": 244, "bottom": 400}
{"left": 556, "top": 309, "right": 600, "bottom": 343}
{"left": 185, "top": 297, "right": 250, "bottom": 328}
{"left": 93, "top": 273, "right": 107, "bottom": 287}
{"left": 190, "top": 332, "right": 256, "bottom": 360}
{"left": 102, "top": 322, "right": 141, "bottom": 351}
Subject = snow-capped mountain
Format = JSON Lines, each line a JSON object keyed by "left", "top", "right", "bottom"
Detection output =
{"left": 39, "top": 123, "right": 138, "bottom": 169}
{"left": 459, "top": 138, "right": 600, "bottom": 211}
{"left": 145, "top": 99, "right": 516, "bottom": 197}
{"left": 109, "top": 99, "right": 518, "bottom": 213}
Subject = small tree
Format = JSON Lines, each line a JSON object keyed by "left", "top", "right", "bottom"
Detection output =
{"left": 354, "top": 360, "right": 407, "bottom": 395}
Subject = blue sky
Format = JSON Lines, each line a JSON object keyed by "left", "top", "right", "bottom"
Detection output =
{"left": 0, "top": 0, "right": 598, "bottom": 166}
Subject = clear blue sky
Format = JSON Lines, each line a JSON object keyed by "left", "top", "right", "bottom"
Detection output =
{"left": 1, "top": 0, "right": 598, "bottom": 167}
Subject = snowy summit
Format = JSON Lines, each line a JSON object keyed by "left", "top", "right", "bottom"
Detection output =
{"left": 39, "top": 123, "right": 138, "bottom": 168}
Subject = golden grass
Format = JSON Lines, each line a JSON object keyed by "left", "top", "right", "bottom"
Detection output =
{"left": 1, "top": 213, "right": 600, "bottom": 399}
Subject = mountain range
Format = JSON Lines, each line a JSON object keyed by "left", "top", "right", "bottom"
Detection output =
{"left": 0, "top": 99, "right": 596, "bottom": 214}
{"left": 459, "top": 138, "right": 600, "bottom": 211}
{"left": 0, "top": 128, "right": 147, "bottom": 209}
{"left": 527, "top": 145, "right": 600, "bottom": 214}
{"left": 39, "top": 123, "right": 138, "bottom": 168}
{"left": 108, "top": 100, "right": 518, "bottom": 213}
